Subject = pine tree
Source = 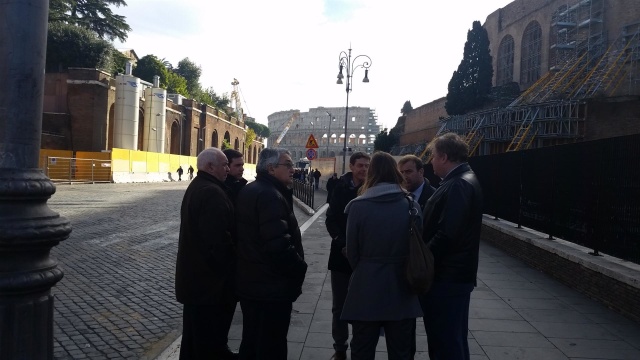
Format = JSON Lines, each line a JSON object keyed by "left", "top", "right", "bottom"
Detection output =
{"left": 445, "top": 21, "right": 494, "bottom": 115}
{"left": 49, "top": 0, "right": 131, "bottom": 42}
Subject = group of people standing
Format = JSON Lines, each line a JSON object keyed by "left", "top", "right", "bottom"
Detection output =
{"left": 175, "top": 146, "right": 305, "bottom": 359}
{"left": 325, "top": 132, "right": 483, "bottom": 360}
{"left": 174, "top": 132, "right": 483, "bottom": 360}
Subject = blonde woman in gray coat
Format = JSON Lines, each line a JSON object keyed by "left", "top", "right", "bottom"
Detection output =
{"left": 342, "top": 151, "right": 423, "bottom": 360}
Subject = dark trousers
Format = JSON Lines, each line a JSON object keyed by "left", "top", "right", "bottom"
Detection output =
{"left": 179, "top": 302, "right": 237, "bottom": 360}
{"left": 420, "top": 282, "right": 474, "bottom": 360}
{"left": 350, "top": 319, "right": 415, "bottom": 360}
{"left": 331, "top": 270, "right": 350, "bottom": 352}
{"left": 238, "top": 299, "right": 292, "bottom": 360}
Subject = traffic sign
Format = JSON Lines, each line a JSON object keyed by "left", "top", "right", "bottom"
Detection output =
{"left": 306, "top": 148, "right": 317, "bottom": 160}
{"left": 305, "top": 134, "right": 319, "bottom": 148}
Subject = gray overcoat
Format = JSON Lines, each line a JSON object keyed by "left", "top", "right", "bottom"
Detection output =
{"left": 341, "top": 183, "right": 424, "bottom": 321}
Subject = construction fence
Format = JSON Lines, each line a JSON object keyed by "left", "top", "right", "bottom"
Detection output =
{"left": 469, "top": 133, "right": 640, "bottom": 264}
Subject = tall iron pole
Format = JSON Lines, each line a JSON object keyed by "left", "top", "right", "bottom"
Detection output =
{"left": 0, "top": 0, "right": 72, "bottom": 358}
{"left": 336, "top": 47, "right": 371, "bottom": 174}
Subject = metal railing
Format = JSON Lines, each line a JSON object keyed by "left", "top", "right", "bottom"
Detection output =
{"left": 292, "top": 179, "right": 314, "bottom": 209}
{"left": 42, "top": 156, "right": 112, "bottom": 183}
{"left": 468, "top": 134, "right": 640, "bottom": 264}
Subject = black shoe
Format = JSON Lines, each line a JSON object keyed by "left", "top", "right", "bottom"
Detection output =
{"left": 215, "top": 347, "right": 239, "bottom": 360}
{"left": 331, "top": 350, "right": 347, "bottom": 360}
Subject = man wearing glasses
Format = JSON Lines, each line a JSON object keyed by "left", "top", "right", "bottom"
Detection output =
{"left": 234, "top": 148, "right": 308, "bottom": 359}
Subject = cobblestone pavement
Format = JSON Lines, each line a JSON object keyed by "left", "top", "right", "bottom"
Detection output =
{"left": 48, "top": 181, "right": 307, "bottom": 360}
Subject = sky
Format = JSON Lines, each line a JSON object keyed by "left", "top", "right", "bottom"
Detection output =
{"left": 114, "top": 0, "right": 514, "bottom": 130}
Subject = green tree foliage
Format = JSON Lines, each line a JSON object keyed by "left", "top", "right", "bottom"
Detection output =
{"left": 166, "top": 72, "right": 189, "bottom": 95}
{"left": 401, "top": 101, "right": 413, "bottom": 116}
{"left": 49, "top": 0, "right": 131, "bottom": 42}
{"left": 46, "top": 22, "right": 117, "bottom": 72}
{"left": 197, "top": 87, "right": 230, "bottom": 111}
{"left": 445, "top": 20, "right": 494, "bottom": 115}
{"left": 245, "top": 128, "right": 257, "bottom": 145}
{"left": 175, "top": 58, "right": 202, "bottom": 96}
{"left": 373, "top": 128, "right": 399, "bottom": 152}
{"left": 245, "top": 120, "right": 270, "bottom": 138}
{"left": 133, "top": 55, "right": 169, "bottom": 86}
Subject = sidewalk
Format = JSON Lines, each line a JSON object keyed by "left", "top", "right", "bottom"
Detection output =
{"left": 158, "top": 188, "right": 640, "bottom": 359}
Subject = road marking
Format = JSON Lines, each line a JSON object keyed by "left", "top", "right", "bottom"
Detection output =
{"left": 300, "top": 203, "right": 328, "bottom": 235}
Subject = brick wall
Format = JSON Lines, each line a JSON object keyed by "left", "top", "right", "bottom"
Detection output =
{"left": 584, "top": 98, "right": 640, "bottom": 141}
{"left": 42, "top": 113, "right": 71, "bottom": 150}
{"left": 481, "top": 224, "right": 640, "bottom": 323}
{"left": 399, "top": 97, "right": 447, "bottom": 145}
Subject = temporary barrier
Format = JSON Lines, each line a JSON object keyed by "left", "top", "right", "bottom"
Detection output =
{"left": 43, "top": 156, "right": 112, "bottom": 183}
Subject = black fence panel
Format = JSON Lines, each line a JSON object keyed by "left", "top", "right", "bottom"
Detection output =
{"left": 470, "top": 133, "right": 640, "bottom": 264}
{"left": 594, "top": 136, "right": 640, "bottom": 261}
{"left": 292, "top": 180, "right": 314, "bottom": 209}
{"left": 520, "top": 147, "right": 555, "bottom": 235}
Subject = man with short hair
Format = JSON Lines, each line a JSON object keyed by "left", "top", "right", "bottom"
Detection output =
{"left": 398, "top": 155, "right": 436, "bottom": 210}
{"left": 175, "top": 147, "right": 238, "bottom": 359}
{"left": 235, "top": 148, "right": 308, "bottom": 359}
{"left": 421, "top": 133, "right": 484, "bottom": 360}
{"left": 223, "top": 149, "right": 248, "bottom": 204}
{"left": 325, "top": 152, "right": 371, "bottom": 360}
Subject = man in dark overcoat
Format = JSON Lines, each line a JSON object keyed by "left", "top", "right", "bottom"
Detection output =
{"left": 235, "top": 148, "right": 308, "bottom": 359}
{"left": 175, "top": 147, "right": 238, "bottom": 359}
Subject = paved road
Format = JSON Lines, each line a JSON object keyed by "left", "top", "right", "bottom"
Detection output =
{"left": 48, "top": 181, "right": 313, "bottom": 360}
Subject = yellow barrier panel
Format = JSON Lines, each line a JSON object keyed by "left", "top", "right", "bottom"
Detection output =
{"left": 111, "top": 148, "right": 131, "bottom": 172}
{"left": 158, "top": 153, "right": 171, "bottom": 174}
{"left": 130, "top": 150, "right": 147, "bottom": 173}
{"left": 146, "top": 152, "right": 160, "bottom": 173}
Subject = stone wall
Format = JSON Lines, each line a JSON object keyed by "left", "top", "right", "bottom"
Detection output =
{"left": 399, "top": 97, "right": 447, "bottom": 146}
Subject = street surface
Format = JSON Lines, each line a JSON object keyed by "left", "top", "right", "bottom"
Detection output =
{"left": 47, "top": 181, "right": 313, "bottom": 359}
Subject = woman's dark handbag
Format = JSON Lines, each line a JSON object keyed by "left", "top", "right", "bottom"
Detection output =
{"left": 405, "top": 196, "right": 435, "bottom": 294}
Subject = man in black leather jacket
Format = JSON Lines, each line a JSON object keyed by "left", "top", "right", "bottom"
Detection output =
{"left": 235, "top": 148, "right": 308, "bottom": 359}
{"left": 421, "top": 133, "right": 483, "bottom": 360}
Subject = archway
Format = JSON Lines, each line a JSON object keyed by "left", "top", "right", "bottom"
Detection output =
{"left": 234, "top": 138, "right": 239, "bottom": 150}
{"left": 212, "top": 130, "right": 219, "bottom": 148}
{"left": 223, "top": 131, "right": 231, "bottom": 149}
{"left": 170, "top": 121, "right": 180, "bottom": 155}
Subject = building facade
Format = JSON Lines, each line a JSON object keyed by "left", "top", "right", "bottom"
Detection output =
{"left": 267, "top": 107, "right": 381, "bottom": 161}
{"left": 396, "top": 0, "right": 640, "bottom": 157}
{"left": 41, "top": 68, "right": 264, "bottom": 162}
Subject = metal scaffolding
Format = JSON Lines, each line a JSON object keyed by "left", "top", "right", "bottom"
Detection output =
{"left": 431, "top": 0, "right": 640, "bottom": 155}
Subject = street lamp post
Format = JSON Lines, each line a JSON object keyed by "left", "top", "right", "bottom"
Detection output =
{"left": 0, "top": 0, "right": 72, "bottom": 358}
{"left": 336, "top": 46, "right": 371, "bottom": 174}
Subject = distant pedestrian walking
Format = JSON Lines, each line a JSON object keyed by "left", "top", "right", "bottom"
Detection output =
{"left": 313, "top": 169, "right": 321, "bottom": 189}
{"left": 177, "top": 166, "right": 184, "bottom": 181}
{"left": 187, "top": 165, "right": 194, "bottom": 180}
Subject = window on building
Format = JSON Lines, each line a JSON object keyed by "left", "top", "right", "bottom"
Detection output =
{"left": 497, "top": 35, "right": 515, "bottom": 86}
{"left": 520, "top": 21, "right": 542, "bottom": 88}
